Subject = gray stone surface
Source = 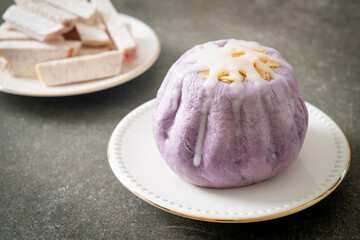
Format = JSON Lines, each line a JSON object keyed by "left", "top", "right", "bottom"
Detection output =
{"left": 0, "top": 0, "right": 359, "bottom": 239}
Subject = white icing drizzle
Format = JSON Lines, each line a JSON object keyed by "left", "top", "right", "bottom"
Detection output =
{"left": 176, "top": 39, "right": 287, "bottom": 167}
{"left": 229, "top": 81, "right": 244, "bottom": 137}
{"left": 192, "top": 71, "right": 217, "bottom": 166}
{"left": 186, "top": 39, "right": 288, "bottom": 87}
{"left": 171, "top": 87, "right": 180, "bottom": 111}
{"left": 193, "top": 97, "right": 211, "bottom": 166}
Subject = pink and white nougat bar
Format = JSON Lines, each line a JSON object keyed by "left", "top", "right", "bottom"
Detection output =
{"left": 0, "top": 28, "right": 65, "bottom": 41}
{"left": 0, "top": 29, "right": 33, "bottom": 41}
{"left": 43, "top": 0, "right": 96, "bottom": 24}
{"left": 0, "top": 40, "right": 81, "bottom": 78}
{"left": 15, "top": 0, "right": 77, "bottom": 34}
{"left": 0, "top": 23, "right": 65, "bottom": 41}
{"left": 91, "top": 0, "right": 137, "bottom": 62}
{"left": 36, "top": 50, "right": 123, "bottom": 86}
{"left": 2, "top": 5, "right": 63, "bottom": 41}
{"left": 75, "top": 22, "right": 110, "bottom": 47}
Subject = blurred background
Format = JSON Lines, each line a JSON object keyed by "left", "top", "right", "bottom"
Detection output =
{"left": 0, "top": 0, "right": 359, "bottom": 239}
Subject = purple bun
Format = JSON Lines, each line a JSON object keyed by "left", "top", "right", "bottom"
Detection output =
{"left": 153, "top": 39, "right": 308, "bottom": 188}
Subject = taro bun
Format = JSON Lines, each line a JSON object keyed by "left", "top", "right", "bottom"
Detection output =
{"left": 153, "top": 39, "right": 308, "bottom": 188}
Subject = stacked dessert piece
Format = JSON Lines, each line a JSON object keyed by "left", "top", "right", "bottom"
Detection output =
{"left": 0, "top": 0, "right": 137, "bottom": 86}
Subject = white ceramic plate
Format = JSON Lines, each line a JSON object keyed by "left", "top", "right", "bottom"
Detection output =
{"left": 0, "top": 14, "right": 160, "bottom": 97}
{"left": 108, "top": 100, "right": 350, "bottom": 222}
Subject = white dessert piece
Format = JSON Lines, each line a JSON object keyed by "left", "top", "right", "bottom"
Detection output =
{"left": 0, "top": 40, "right": 81, "bottom": 62}
{"left": 14, "top": 0, "right": 77, "bottom": 34}
{"left": 75, "top": 22, "right": 110, "bottom": 47}
{"left": 78, "top": 46, "right": 110, "bottom": 56}
{"left": 0, "top": 40, "right": 81, "bottom": 78}
{"left": 91, "top": 0, "right": 137, "bottom": 61}
{"left": 0, "top": 22, "right": 16, "bottom": 31}
{"left": 2, "top": 5, "right": 63, "bottom": 41}
{"left": 43, "top": 0, "right": 96, "bottom": 24}
{"left": 36, "top": 50, "right": 123, "bottom": 86}
{"left": 0, "top": 24, "right": 63, "bottom": 41}
{"left": 0, "top": 29, "right": 33, "bottom": 41}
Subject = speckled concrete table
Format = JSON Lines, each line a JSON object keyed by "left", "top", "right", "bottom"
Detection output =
{"left": 1, "top": 0, "right": 359, "bottom": 239}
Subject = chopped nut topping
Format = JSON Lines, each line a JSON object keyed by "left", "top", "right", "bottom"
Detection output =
{"left": 252, "top": 48, "right": 266, "bottom": 53}
{"left": 265, "top": 60, "right": 280, "bottom": 68}
{"left": 196, "top": 45, "right": 281, "bottom": 83}
{"left": 198, "top": 71, "right": 236, "bottom": 82}
{"left": 198, "top": 70, "right": 248, "bottom": 83}
{"left": 218, "top": 72, "right": 234, "bottom": 83}
{"left": 254, "top": 62, "right": 266, "bottom": 80}
{"left": 232, "top": 51, "right": 245, "bottom": 57}
{"left": 239, "top": 70, "right": 246, "bottom": 78}
{"left": 197, "top": 70, "right": 209, "bottom": 79}
{"left": 253, "top": 57, "right": 280, "bottom": 82}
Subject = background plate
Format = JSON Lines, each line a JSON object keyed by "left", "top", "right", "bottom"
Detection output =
{"left": 0, "top": 14, "right": 160, "bottom": 97}
{"left": 108, "top": 100, "right": 350, "bottom": 222}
